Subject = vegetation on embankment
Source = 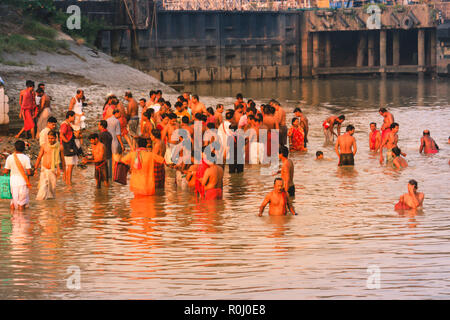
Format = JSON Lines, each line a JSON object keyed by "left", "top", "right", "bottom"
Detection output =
{"left": 0, "top": 0, "right": 109, "bottom": 59}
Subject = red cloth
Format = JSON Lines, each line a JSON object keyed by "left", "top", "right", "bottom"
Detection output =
{"left": 322, "top": 120, "right": 330, "bottom": 129}
{"left": 267, "top": 130, "right": 272, "bottom": 157}
{"left": 60, "top": 122, "right": 73, "bottom": 144}
{"left": 395, "top": 200, "right": 412, "bottom": 210}
{"left": 425, "top": 149, "right": 438, "bottom": 154}
{"left": 205, "top": 188, "right": 223, "bottom": 200}
{"left": 290, "top": 127, "right": 305, "bottom": 151}
{"left": 21, "top": 90, "right": 36, "bottom": 131}
{"left": 195, "top": 160, "right": 209, "bottom": 198}
{"left": 370, "top": 130, "right": 380, "bottom": 150}
{"left": 22, "top": 109, "right": 35, "bottom": 131}
{"left": 21, "top": 89, "right": 36, "bottom": 111}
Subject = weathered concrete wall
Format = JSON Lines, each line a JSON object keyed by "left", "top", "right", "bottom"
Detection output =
{"left": 105, "top": 10, "right": 302, "bottom": 83}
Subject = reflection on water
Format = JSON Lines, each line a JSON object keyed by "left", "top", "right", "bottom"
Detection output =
{"left": 1, "top": 77, "right": 450, "bottom": 299}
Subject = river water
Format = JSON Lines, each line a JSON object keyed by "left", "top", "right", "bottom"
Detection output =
{"left": 1, "top": 77, "right": 449, "bottom": 299}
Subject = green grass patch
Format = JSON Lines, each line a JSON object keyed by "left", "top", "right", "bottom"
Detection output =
{"left": 23, "top": 20, "right": 57, "bottom": 39}
{"left": 0, "top": 34, "right": 69, "bottom": 55}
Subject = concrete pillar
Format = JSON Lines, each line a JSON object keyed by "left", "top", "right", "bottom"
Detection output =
{"left": 313, "top": 32, "right": 320, "bottom": 69}
{"left": 356, "top": 32, "right": 367, "bottom": 67}
{"left": 430, "top": 29, "right": 436, "bottom": 67}
{"left": 301, "top": 32, "right": 313, "bottom": 78}
{"left": 418, "top": 29, "right": 425, "bottom": 67}
{"left": 393, "top": 30, "right": 400, "bottom": 66}
{"left": 380, "top": 30, "right": 387, "bottom": 78}
{"left": 368, "top": 32, "right": 375, "bottom": 67}
{"left": 325, "top": 33, "right": 331, "bottom": 68}
{"left": 379, "top": 30, "right": 387, "bottom": 67}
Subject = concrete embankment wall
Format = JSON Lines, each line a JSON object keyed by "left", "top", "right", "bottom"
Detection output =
{"left": 134, "top": 11, "right": 302, "bottom": 83}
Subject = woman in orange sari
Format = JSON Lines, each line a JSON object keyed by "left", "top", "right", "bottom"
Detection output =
{"left": 288, "top": 118, "right": 307, "bottom": 152}
{"left": 120, "top": 138, "right": 164, "bottom": 196}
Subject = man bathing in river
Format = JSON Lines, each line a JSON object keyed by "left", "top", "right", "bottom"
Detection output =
{"left": 84, "top": 133, "right": 108, "bottom": 189}
{"left": 419, "top": 130, "right": 439, "bottom": 154}
{"left": 335, "top": 125, "right": 357, "bottom": 166}
{"left": 379, "top": 108, "right": 394, "bottom": 142}
{"left": 395, "top": 179, "right": 424, "bottom": 210}
{"left": 259, "top": 178, "right": 296, "bottom": 216}
{"left": 124, "top": 91, "right": 139, "bottom": 146}
{"left": 379, "top": 122, "right": 404, "bottom": 164}
{"left": 279, "top": 146, "right": 295, "bottom": 197}
{"left": 323, "top": 115, "right": 345, "bottom": 144}
{"left": 201, "top": 155, "right": 224, "bottom": 200}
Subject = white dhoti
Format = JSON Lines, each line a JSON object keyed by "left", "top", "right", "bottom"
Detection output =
{"left": 249, "top": 141, "right": 265, "bottom": 164}
{"left": 36, "top": 168, "right": 57, "bottom": 200}
{"left": 37, "top": 108, "right": 51, "bottom": 136}
{"left": 73, "top": 113, "right": 86, "bottom": 130}
{"left": 164, "top": 144, "right": 174, "bottom": 165}
{"left": 10, "top": 185, "right": 29, "bottom": 208}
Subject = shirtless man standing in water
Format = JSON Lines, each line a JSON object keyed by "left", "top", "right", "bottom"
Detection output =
{"left": 335, "top": 125, "right": 357, "bottom": 166}
{"left": 202, "top": 157, "right": 224, "bottom": 200}
{"left": 272, "top": 100, "right": 287, "bottom": 146}
{"left": 124, "top": 91, "right": 139, "bottom": 141}
{"left": 379, "top": 122, "right": 403, "bottom": 164}
{"left": 379, "top": 108, "right": 394, "bottom": 142}
{"left": 279, "top": 146, "right": 295, "bottom": 197}
{"left": 161, "top": 113, "right": 180, "bottom": 165}
{"left": 259, "top": 178, "right": 296, "bottom": 216}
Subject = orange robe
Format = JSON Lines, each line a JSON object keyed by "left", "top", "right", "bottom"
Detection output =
{"left": 121, "top": 149, "right": 164, "bottom": 196}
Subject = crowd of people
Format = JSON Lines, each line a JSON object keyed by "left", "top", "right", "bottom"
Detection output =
{"left": 3, "top": 80, "right": 446, "bottom": 213}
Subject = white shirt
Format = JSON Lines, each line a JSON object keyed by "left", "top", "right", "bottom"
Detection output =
{"left": 73, "top": 97, "right": 83, "bottom": 115}
{"left": 218, "top": 120, "right": 232, "bottom": 148}
{"left": 152, "top": 103, "right": 161, "bottom": 113}
{"left": 39, "top": 127, "right": 51, "bottom": 146}
{"left": 5, "top": 153, "right": 31, "bottom": 187}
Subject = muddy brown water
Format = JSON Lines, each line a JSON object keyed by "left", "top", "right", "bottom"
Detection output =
{"left": 1, "top": 77, "right": 449, "bottom": 299}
